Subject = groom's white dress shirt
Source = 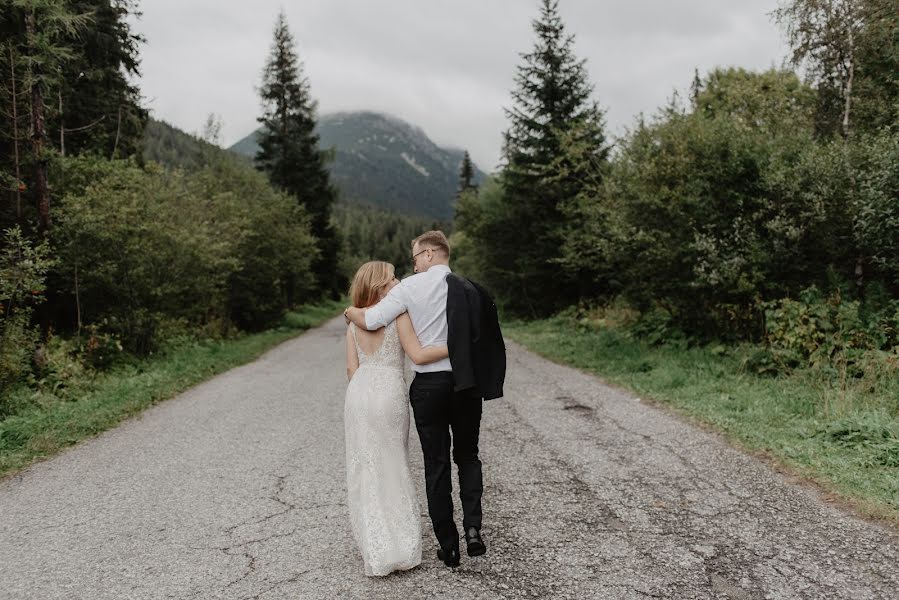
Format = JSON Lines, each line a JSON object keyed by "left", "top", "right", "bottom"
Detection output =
{"left": 364, "top": 264, "right": 452, "bottom": 373}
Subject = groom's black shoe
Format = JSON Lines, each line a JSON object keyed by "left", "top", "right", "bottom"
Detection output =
{"left": 436, "top": 546, "right": 461, "bottom": 567}
{"left": 465, "top": 527, "right": 486, "bottom": 557}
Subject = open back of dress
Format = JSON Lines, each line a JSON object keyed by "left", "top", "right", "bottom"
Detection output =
{"left": 344, "top": 320, "right": 422, "bottom": 576}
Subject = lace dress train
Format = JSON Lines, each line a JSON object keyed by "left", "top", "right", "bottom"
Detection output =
{"left": 345, "top": 320, "right": 422, "bottom": 576}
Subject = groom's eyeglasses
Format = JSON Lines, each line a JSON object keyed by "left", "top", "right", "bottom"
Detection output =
{"left": 411, "top": 248, "right": 429, "bottom": 265}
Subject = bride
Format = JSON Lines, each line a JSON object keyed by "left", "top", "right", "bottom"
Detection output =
{"left": 344, "top": 261, "right": 448, "bottom": 576}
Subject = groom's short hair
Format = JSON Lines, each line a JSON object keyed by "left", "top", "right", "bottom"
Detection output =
{"left": 412, "top": 230, "right": 450, "bottom": 258}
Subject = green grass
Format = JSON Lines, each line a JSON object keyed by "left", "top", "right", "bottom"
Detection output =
{"left": 505, "top": 315, "right": 899, "bottom": 523}
{"left": 0, "top": 299, "right": 344, "bottom": 479}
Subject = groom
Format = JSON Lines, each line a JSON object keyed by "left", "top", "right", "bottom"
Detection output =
{"left": 344, "top": 230, "right": 498, "bottom": 567}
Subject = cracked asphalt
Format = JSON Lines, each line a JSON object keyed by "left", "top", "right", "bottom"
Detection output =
{"left": 1, "top": 317, "right": 897, "bottom": 599}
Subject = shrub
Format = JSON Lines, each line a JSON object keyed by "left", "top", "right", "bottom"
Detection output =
{"left": 51, "top": 155, "right": 318, "bottom": 352}
{"left": 0, "top": 227, "right": 53, "bottom": 405}
{"left": 762, "top": 287, "right": 896, "bottom": 380}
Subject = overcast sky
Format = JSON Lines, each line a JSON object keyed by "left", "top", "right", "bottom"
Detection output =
{"left": 132, "top": 0, "right": 790, "bottom": 172}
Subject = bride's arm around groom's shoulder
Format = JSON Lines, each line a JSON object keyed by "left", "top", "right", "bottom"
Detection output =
{"left": 345, "top": 280, "right": 409, "bottom": 331}
{"left": 396, "top": 313, "right": 448, "bottom": 365}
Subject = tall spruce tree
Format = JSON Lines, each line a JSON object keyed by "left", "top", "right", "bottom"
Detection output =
{"left": 457, "top": 150, "right": 477, "bottom": 195}
{"left": 255, "top": 11, "right": 341, "bottom": 298}
{"left": 498, "top": 0, "right": 609, "bottom": 315}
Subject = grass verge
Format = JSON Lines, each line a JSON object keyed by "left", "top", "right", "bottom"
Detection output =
{"left": 0, "top": 299, "right": 344, "bottom": 479}
{"left": 505, "top": 315, "right": 899, "bottom": 524}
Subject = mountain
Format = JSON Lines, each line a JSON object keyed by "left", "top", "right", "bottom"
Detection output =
{"left": 229, "top": 111, "right": 486, "bottom": 220}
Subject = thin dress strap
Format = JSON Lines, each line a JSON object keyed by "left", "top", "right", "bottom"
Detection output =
{"left": 350, "top": 323, "right": 362, "bottom": 356}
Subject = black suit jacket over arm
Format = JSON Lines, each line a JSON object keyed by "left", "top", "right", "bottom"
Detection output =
{"left": 446, "top": 274, "right": 506, "bottom": 400}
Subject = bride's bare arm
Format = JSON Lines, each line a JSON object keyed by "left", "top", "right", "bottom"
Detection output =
{"left": 397, "top": 313, "right": 448, "bottom": 365}
{"left": 346, "top": 326, "right": 359, "bottom": 380}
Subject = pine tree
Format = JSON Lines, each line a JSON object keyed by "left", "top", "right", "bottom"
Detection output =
{"left": 1, "top": 0, "right": 145, "bottom": 228}
{"left": 497, "top": 0, "right": 609, "bottom": 315}
{"left": 0, "top": 1, "right": 90, "bottom": 234}
{"left": 54, "top": 0, "right": 147, "bottom": 159}
{"left": 690, "top": 67, "right": 703, "bottom": 109}
{"left": 255, "top": 11, "right": 341, "bottom": 298}
{"left": 457, "top": 150, "right": 477, "bottom": 195}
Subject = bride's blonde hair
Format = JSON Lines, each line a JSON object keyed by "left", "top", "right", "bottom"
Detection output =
{"left": 349, "top": 261, "right": 396, "bottom": 308}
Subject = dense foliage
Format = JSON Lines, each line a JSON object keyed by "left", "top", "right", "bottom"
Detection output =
{"left": 456, "top": 0, "right": 898, "bottom": 365}
{"left": 0, "top": 227, "right": 52, "bottom": 396}
{"left": 334, "top": 204, "right": 449, "bottom": 282}
{"left": 55, "top": 0, "right": 147, "bottom": 159}
{"left": 774, "top": 0, "right": 899, "bottom": 138}
{"left": 0, "top": 5, "right": 334, "bottom": 412}
{"left": 141, "top": 118, "right": 252, "bottom": 172}
{"left": 52, "top": 157, "right": 316, "bottom": 348}
{"left": 0, "top": 0, "right": 146, "bottom": 232}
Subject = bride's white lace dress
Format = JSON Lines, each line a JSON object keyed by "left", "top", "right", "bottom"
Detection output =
{"left": 345, "top": 320, "right": 422, "bottom": 576}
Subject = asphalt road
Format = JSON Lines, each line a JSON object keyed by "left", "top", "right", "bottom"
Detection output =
{"left": 1, "top": 317, "right": 897, "bottom": 599}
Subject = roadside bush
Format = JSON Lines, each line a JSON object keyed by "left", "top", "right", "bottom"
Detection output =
{"left": 200, "top": 160, "right": 318, "bottom": 330}
{"left": 852, "top": 131, "right": 899, "bottom": 289}
{"left": 760, "top": 287, "right": 898, "bottom": 383}
{"left": 51, "top": 156, "right": 318, "bottom": 352}
{"left": 0, "top": 227, "right": 53, "bottom": 407}
{"left": 766, "top": 129, "right": 899, "bottom": 299}
{"left": 80, "top": 321, "right": 126, "bottom": 369}
{"left": 28, "top": 333, "right": 92, "bottom": 401}
{"left": 586, "top": 70, "right": 819, "bottom": 339}
{"left": 571, "top": 300, "right": 641, "bottom": 334}
{"left": 53, "top": 159, "right": 233, "bottom": 354}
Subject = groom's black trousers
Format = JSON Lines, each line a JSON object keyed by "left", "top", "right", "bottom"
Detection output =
{"left": 409, "top": 371, "right": 483, "bottom": 551}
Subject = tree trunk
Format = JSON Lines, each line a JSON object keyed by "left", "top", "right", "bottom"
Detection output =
{"left": 75, "top": 262, "right": 82, "bottom": 338}
{"left": 111, "top": 105, "right": 122, "bottom": 159}
{"left": 9, "top": 42, "right": 22, "bottom": 220}
{"left": 843, "top": 7, "right": 860, "bottom": 290}
{"left": 59, "top": 89, "right": 65, "bottom": 157}
{"left": 26, "top": 12, "right": 50, "bottom": 235}
{"left": 23, "top": 11, "right": 53, "bottom": 357}
{"left": 842, "top": 24, "right": 855, "bottom": 139}
{"left": 31, "top": 80, "right": 50, "bottom": 234}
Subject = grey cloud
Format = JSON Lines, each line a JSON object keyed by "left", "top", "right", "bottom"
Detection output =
{"left": 132, "top": 0, "right": 788, "bottom": 172}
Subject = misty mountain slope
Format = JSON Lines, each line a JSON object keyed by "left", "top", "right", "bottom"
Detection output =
{"left": 143, "top": 118, "right": 251, "bottom": 171}
{"left": 229, "top": 111, "right": 486, "bottom": 220}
